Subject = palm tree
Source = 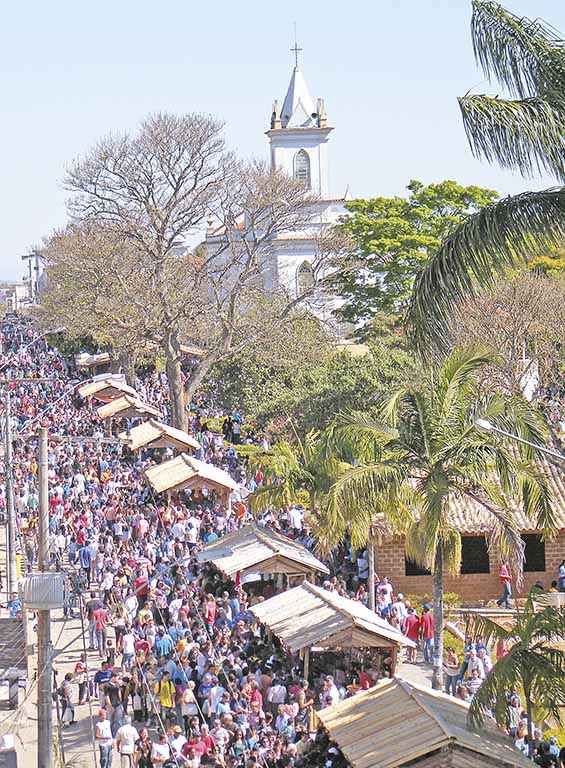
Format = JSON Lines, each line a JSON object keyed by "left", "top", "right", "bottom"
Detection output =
{"left": 408, "top": 1, "right": 565, "bottom": 351}
{"left": 244, "top": 431, "right": 345, "bottom": 520}
{"left": 469, "top": 593, "right": 565, "bottom": 756}
{"left": 326, "top": 348, "right": 555, "bottom": 689}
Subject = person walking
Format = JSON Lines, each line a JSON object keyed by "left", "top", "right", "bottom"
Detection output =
{"left": 95, "top": 709, "right": 114, "bottom": 768}
{"left": 558, "top": 559, "right": 565, "bottom": 592}
{"left": 420, "top": 605, "right": 434, "bottom": 664}
{"left": 115, "top": 715, "right": 139, "bottom": 768}
{"left": 496, "top": 562, "right": 513, "bottom": 609}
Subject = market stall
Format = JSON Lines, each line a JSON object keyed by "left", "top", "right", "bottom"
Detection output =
{"left": 96, "top": 394, "right": 162, "bottom": 421}
{"left": 118, "top": 418, "right": 201, "bottom": 453}
{"left": 317, "top": 677, "right": 530, "bottom": 768}
{"left": 251, "top": 581, "right": 414, "bottom": 678}
{"left": 196, "top": 523, "right": 329, "bottom": 588}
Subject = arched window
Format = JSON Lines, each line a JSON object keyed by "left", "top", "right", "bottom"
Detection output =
{"left": 297, "top": 261, "right": 315, "bottom": 296}
{"left": 293, "top": 150, "right": 311, "bottom": 188}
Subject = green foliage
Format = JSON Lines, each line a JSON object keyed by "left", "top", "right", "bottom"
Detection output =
{"left": 206, "top": 335, "right": 415, "bottom": 437}
{"left": 330, "top": 180, "right": 498, "bottom": 330}
{"left": 529, "top": 247, "right": 565, "bottom": 276}
{"left": 408, "top": 1, "right": 565, "bottom": 351}
{"left": 469, "top": 594, "right": 565, "bottom": 741}
{"left": 325, "top": 347, "right": 557, "bottom": 687}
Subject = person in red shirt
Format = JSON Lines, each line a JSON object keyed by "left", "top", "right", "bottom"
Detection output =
{"left": 92, "top": 606, "right": 109, "bottom": 659}
{"left": 403, "top": 608, "right": 420, "bottom": 663}
{"left": 496, "top": 562, "right": 512, "bottom": 609}
{"left": 420, "top": 606, "right": 434, "bottom": 664}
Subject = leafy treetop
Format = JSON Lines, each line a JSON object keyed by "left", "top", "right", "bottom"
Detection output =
{"left": 330, "top": 180, "right": 498, "bottom": 331}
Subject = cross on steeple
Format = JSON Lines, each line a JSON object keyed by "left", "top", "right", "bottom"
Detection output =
{"left": 291, "top": 24, "right": 302, "bottom": 68}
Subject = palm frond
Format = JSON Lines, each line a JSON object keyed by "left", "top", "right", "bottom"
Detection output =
{"left": 407, "top": 187, "right": 565, "bottom": 354}
{"left": 437, "top": 346, "right": 497, "bottom": 419}
{"left": 470, "top": 0, "right": 565, "bottom": 101}
{"left": 459, "top": 95, "right": 565, "bottom": 180}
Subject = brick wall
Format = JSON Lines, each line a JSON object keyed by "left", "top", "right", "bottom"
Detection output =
{"left": 374, "top": 530, "right": 565, "bottom": 604}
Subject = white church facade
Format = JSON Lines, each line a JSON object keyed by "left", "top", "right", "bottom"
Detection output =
{"left": 204, "top": 58, "right": 349, "bottom": 322}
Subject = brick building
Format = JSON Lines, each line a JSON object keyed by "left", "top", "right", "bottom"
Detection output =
{"left": 373, "top": 460, "right": 565, "bottom": 604}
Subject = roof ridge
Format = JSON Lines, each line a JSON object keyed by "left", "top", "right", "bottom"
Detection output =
{"left": 408, "top": 685, "right": 453, "bottom": 741}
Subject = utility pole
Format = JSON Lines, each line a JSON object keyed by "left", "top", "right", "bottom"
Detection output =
{"left": 37, "top": 426, "right": 53, "bottom": 768}
{"left": 4, "top": 392, "right": 17, "bottom": 598}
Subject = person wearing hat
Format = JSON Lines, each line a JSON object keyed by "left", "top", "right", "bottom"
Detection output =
{"left": 170, "top": 724, "right": 187, "bottom": 759}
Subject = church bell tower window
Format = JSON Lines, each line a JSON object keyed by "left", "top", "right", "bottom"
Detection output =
{"left": 294, "top": 150, "right": 311, "bottom": 188}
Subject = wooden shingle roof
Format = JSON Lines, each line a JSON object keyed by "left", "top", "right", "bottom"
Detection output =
{"left": 250, "top": 581, "right": 414, "bottom": 652}
{"left": 145, "top": 454, "right": 238, "bottom": 495}
{"left": 197, "top": 524, "right": 329, "bottom": 580}
{"left": 118, "top": 419, "right": 201, "bottom": 452}
{"left": 317, "top": 677, "right": 531, "bottom": 768}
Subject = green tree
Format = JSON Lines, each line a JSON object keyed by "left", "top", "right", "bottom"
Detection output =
{"left": 469, "top": 594, "right": 565, "bottom": 756}
{"left": 408, "top": 1, "right": 565, "bottom": 350}
{"left": 208, "top": 337, "right": 414, "bottom": 437}
{"left": 326, "top": 348, "right": 555, "bottom": 689}
{"left": 330, "top": 180, "right": 498, "bottom": 330}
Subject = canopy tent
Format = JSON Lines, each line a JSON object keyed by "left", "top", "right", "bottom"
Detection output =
{"left": 197, "top": 524, "right": 330, "bottom": 582}
{"left": 78, "top": 375, "right": 138, "bottom": 402}
{"left": 118, "top": 419, "right": 201, "bottom": 453}
{"left": 75, "top": 351, "right": 111, "bottom": 370}
{"left": 251, "top": 581, "right": 413, "bottom": 654}
{"left": 97, "top": 395, "right": 162, "bottom": 421}
{"left": 144, "top": 454, "right": 238, "bottom": 499}
{"left": 317, "top": 677, "right": 530, "bottom": 768}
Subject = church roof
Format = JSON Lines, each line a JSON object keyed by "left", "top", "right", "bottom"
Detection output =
{"left": 281, "top": 66, "right": 317, "bottom": 128}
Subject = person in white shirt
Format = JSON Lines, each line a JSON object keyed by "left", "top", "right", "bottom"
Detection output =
{"left": 392, "top": 593, "right": 408, "bottom": 623}
{"left": 115, "top": 716, "right": 138, "bottom": 767}
{"left": 267, "top": 678, "right": 287, "bottom": 715}
{"left": 121, "top": 629, "right": 135, "bottom": 669}
{"left": 95, "top": 709, "right": 113, "bottom": 768}
{"left": 169, "top": 725, "right": 187, "bottom": 757}
{"left": 151, "top": 732, "right": 171, "bottom": 765}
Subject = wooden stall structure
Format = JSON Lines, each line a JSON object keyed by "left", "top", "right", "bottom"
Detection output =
{"left": 317, "top": 677, "right": 530, "bottom": 768}
{"left": 251, "top": 581, "right": 414, "bottom": 678}
{"left": 77, "top": 375, "right": 138, "bottom": 403}
{"left": 119, "top": 418, "right": 201, "bottom": 453}
{"left": 97, "top": 395, "right": 162, "bottom": 421}
{"left": 145, "top": 454, "right": 238, "bottom": 505}
{"left": 197, "top": 524, "right": 329, "bottom": 586}
{"left": 74, "top": 352, "right": 111, "bottom": 372}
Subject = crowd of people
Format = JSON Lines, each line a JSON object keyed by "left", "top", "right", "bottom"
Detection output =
{"left": 1, "top": 317, "right": 562, "bottom": 768}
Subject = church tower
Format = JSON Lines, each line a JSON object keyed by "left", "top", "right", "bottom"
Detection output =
{"left": 266, "top": 54, "right": 333, "bottom": 198}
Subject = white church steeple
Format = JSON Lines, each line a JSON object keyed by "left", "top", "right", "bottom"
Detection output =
{"left": 267, "top": 47, "right": 333, "bottom": 198}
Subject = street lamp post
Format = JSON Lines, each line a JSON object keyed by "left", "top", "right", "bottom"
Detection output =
{"left": 475, "top": 418, "right": 565, "bottom": 463}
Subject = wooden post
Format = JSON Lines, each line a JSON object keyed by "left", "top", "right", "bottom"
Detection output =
{"left": 367, "top": 526, "right": 376, "bottom": 612}
{"left": 390, "top": 646, "right": 398, "bottom": 677}
{"left": 303, "top": 647, "right": 310, "bottom": 680}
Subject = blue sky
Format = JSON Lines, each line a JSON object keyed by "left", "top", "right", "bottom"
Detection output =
{"left": 1, "top": 0, "right": 563, "bottom": 280}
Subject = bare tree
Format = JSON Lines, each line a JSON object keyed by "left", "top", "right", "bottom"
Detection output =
{"left": 450, "top": 272, "right": 565, "bottom": 395}
{"left": 43, "top": 113, "right": 332, "bottom": 428}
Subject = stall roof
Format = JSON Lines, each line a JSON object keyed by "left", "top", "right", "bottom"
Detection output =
{"left": 250, "top": 581, "right": 414, "bottom": 652}
{"left": 197, "top": 524, "right": 330, "bottom": 579}
{"left": 317, "top": 677, "right": 530, "bottom": 768}
{"left": 145, "top": 454, "right": 239, "bottom": 495}
{"left": 180, "top": 343, "right": 206, "bottom": 358}
{"left": 78, "top": 376, "right": 138, "bottom": 402}
{"left": 97, "top": 395, "right": 162, "bottom": 421}
{"left": 75, "top": 352, "right": 111, "bottom": 368}
{"left": 118, "top": 419, "right": 201, "bottom": 452}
